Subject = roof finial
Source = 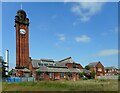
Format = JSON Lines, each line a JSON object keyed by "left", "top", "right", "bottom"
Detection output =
{"left": 21, "top": 3, "right": 22, "bottom": 9}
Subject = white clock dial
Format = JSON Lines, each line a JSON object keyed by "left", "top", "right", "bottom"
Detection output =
{"left": 20, "top": 29, "right": 26, "bottom": 34}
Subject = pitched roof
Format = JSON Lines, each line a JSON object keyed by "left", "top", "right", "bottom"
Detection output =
{"left": 36, "top": 66, "right": 69, "bottom": 72}
{"left": 41, "top": 59, "right": 54, "bottom": 62}
{"left": 104, "top": 66, "right": 116, "bottom": 69}
{"left": 68, "top": 68, "right": 82, "bottom": 73}
{"left": 31, "top": 59, "right": 41, "bottom": 68}
{"left": 56, "top": 57, "right": 74, "bottom": 67}
{"left": 59, "top": 57, "right": 72, "bottom": 62}
{"left": 36, "top": 66, "right": 83, "bottom": 73}
{"left": 31, "top": 59, "right": 55, "bottom": 68}
{"left": 88, "top": 62, "right": 100, "bottom": 67}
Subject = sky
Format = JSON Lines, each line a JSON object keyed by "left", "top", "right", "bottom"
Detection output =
{"left": 1, "top": 2, "right": 119, "bottom": 70}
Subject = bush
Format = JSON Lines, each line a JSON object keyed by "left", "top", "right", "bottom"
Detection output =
{"left": 66, "top": 72, "right": 72, "bottom": 77}
{"left": 79, "top": 73, "right": 84, "bottom": 78}
{"left": 83, "top": 77, "right": 88, "bottom": 80}
{"left": 90, "top": 71, "right": 96, "bottom": 79}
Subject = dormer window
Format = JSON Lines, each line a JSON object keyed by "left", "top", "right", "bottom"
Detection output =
{"left": 38, "top": 63, "right": 43, "bottom": 66}
{"left": 44, "top": 63, "right": 48, "bottom": 66}
{"left": 38, "top": 63, "right": 48, "bottom": 67}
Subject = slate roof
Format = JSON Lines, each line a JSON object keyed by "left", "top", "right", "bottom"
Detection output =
{"left": 36, "top": 66, "right": 69, "bottom": 72}
{"left": 104, "top": 66, "right": 116, "bottom": 70}
{"left": 31, "top": 59, "right": 55, "bottom": 68}
{"left": 59, "top": 57, "right": 72, "bottom": 62}
{"left": 56, "top": 57, "right": 75, "bottom": 67}
{"left": 88, "top": 62, "right": 100, "bottom": 67}
{"left": 36, "top": 66, "right": 83, "bottom": 73}
{"left": 68, "top": 68, "right": 82, "bottom": 73}
{"left": 41, "top": 59, "right": 54, "bottom": 62}
{"left": 31, "top": 57, "right": 82, "bottom": 70}
{"left": 31, "top": 59, "right": 41, "bottom": 68}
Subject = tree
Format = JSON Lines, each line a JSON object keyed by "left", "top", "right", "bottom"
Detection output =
{"left": 90, "top": 71, "right": 96, "bottom": 79}
{"left": 66, "top": 72, "right": 72, "bottom": 80}
{"left": 79, "top": 72, "right": 84, "bottom": 78}
{"left": 85, "top": 65, "right": 90, "bottom": 70}
{"left": 67, "top": 72, "right": 72, "bottom": 77}
{"left": 8, "top": 69, "right": 14, "bottom": 77}
{"left": 0, "top": 56, "right": 6, "bottom": 77}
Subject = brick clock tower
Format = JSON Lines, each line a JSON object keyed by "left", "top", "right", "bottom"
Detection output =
{"left": 15, "top": 9, "right": 29, "bottom": 69}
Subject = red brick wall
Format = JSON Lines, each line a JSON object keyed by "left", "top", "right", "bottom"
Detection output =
{"left": 89, "top": 62, "right": 105, "bottom": 76}
{"left": 66, "top": 63, "right": 83, "bottom": 69}
{"left": 55, "top": 72, "right": 60, "bottom": 80}
{"left": 29, "top": 63, "right": 37, "bottom": 71}
{"left": 76, "top": 64, "right": 83, "bottom": 69}
{"left": 96, "top": 62, "right": 105, "bottom": 76}
{"left": 66, "top": 63, "right": 73, "bottom": 68}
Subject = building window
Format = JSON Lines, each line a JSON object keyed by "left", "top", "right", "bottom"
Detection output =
{"left": 49, "top": 73, "right": 54, "bottom": 78}
{"left": 38, "top": 63, "right": 43, "bottom": 66}
{"left": 53, "top": 64, "right": 56, "bottom": 66}
{"left": 112, "top": 69, "right": 114, "bottom": 72}
{"left": 38, "top": 63, "right": 48, "bottom": 66}
{"left": 60, "top": 73, "right": 64, "bottom": 78}
{"left": 40, "top": 73, "right": 44, "bottom": 79}
{"left": 49, "top": 64, "right": 53, "bottom": 66}
{"left": 44, "top": 63, "right": 48, "bottom": 66}
{"left": 98, "top": 68, "right": 102, "bottom": 71}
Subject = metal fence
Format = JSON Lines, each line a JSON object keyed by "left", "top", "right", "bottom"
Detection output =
{"left": 2, "top": 77, "right": 35, "bottom": 82}
{"left": 97, "top": 75, "right": 118, "bottom": 80}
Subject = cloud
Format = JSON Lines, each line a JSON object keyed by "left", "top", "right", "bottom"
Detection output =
{"left": 101, "top": 27, "right": 118, "bottom": 36}
{"left": 75, "top": 35, "right": 91, "bottom": 43}
{"left": 57, "top": 34, "right": 66, "bottom": 41}
{"left": 71, "top": 2, "right": 104, "bottom": 22}
{"left": 94, "top": 49, "right": 120, "bottom": 57}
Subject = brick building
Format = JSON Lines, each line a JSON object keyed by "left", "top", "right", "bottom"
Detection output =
{"left": 86, "top": 61, "right": 105, "bottom": 76}
{"left": 104, "top": 66, "right": 118, "bottom": 76}
{"left": 29, "top": 57, "right": 86, "bottom": 81}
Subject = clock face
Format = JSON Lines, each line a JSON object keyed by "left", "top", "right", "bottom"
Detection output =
{"left": 20, "top": 29, "right": 26, "bottom": 34}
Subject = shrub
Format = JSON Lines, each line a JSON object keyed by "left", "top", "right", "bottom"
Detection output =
{"left": 79, "top": 73, "right": 83, "bottom": 77}
{"left": 83, "top": 77, "right": 88, "bottom": 80}
{"left": 90, "top": 71, "right": 96, "bottom": 79}
{"left": 66, "top": 72, "right": 72, "bottom": 77}
{"left": 85, "top": 65, "right": 90, "bottom": 70}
